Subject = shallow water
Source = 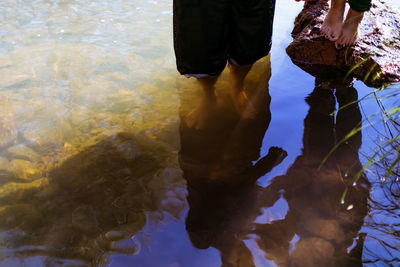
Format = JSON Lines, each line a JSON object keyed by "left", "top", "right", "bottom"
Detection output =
{"left": 0, "top": 0, "right": 399, "bottom": 266}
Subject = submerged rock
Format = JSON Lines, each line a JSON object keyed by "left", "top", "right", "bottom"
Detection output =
{"left": 286, "top": 0, "right": 400, "bottom": 86}
{"left": 290, "top": 237, "right": 335, "bottom": 266}
{"left": 0, "top": 113, "right": 17, "bottom": 150}
{"left": 0, "top": 157, "right": 10, "bottom": 172}
{"left": 105, "top": 230, "right": 130, "bottom": 241}
{"left": 300, "top": 217, "right": 345, "bottom": 244}
{"left": 0, "top": 157, "right": 14, "bottom": 183}
{"left": 7, "top": 144, "right": 40, "bottom": 162}
{"left": 0, "top": 127, "right": 17, "bottom": 150}
{"left": 110, "top": 237, "right": 141, "bottom": 255}
{"left": 71, "top": 205, "right": 99, "bottom": 235}
{"left": 0, "top": 178, "right": 48, "bottom": 201}
{"left": 21, "top": 118, "right": 73, "bottom": 150}
{"left": 9, "top": 159, "right": 42, "bottom": 181}
{"left": 0, "top": 204, "right": 42, "bottom": 229}
{"left": 0, "top": 72, "right": 32, "bottom": 88}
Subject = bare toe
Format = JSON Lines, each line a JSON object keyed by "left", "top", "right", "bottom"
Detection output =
{"left": 321, "top": 25, "right": 331, "bottom": 38}
{"left": 321, "top": 5, "right": 344, "bottom": 42}
{"left": 340, "top": 33, "right": 356, "bottom": 47}
{"left": 329, "top": 33, "right": 338, "bottom": 41}
{"left": 335, "top": 41, "right": 343, "bottom": 50}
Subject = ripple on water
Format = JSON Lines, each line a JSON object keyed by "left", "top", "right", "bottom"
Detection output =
{"left": 0, "top": 0, "right": 182, "bottom": 264}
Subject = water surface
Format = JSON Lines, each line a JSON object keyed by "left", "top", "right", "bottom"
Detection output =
{"left": 0, "top": 0, "right": 399, "bottom": 266}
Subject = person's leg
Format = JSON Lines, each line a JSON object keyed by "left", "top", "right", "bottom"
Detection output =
{"left": 334, "top": 83, "right": 362, "bottom": 173}
{"left": 335, "top": 9, "right": 363, "bottom": 48}
{"left": 174, "top": 0, "right": 229, "bottom": 128}
{"left": 321, "top": 0, "right": 346, "bottom": 41}
{"left": 303, "top": 81, "right": 336, "bottom": 163}
{"left": 186, "top": 75, "right": 219, "bottom": 129}
{"left": 335, "top": 0, "right": 371, "bottom": 47}
{"left": 229, "top": 0, "right": 275, "bottom": 117}
{"left": 230, "top": 64, "right": 252, "bottom": 95}
{"left": 198, "top": 75, "right": 219, "bottom": 100}
{"left": 229, "top": 63, "right": 257, "bottom": 118}
{"left": 173, "top": 0, "right": 229, "bottom": 77}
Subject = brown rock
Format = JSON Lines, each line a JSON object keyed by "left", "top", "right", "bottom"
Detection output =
{"left": 0, "top": 119, "right": 17, "bottom": 150}
{"left": 0, "top": 157, "right": 14, "bottom": 184}
{"left": 286, "top": 0, "right": 400, "bottom": 86}
{"left": 9, "top": 159, "right": 42, "bottom": 181}
{"left": 300, "top": 217, "right": 345, "bottom": 243}
{"left": 0, "top": 178, "right": 49, "bottom": 201}
{"left": 7, "top": 144, "right": 40, "bottom": 162}
{"left": 290, "top": 237, "right": 335, "bottom": 267}
{"left": 110, "top": 238, "right": 141, "bottom": 255}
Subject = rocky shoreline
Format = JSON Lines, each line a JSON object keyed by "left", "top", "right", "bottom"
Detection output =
{"left": 286, "top": 0, "right": 400, "bottom": 86}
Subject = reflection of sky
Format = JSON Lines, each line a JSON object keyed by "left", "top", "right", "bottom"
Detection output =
{"left": 254, "top": 195, "right": 289, "bottom": 224}
{"left": 258, "top": 1, "right": 309, "bottom": 187}
{"left": 110, "top": 216, "right": 222, "bottom": 267}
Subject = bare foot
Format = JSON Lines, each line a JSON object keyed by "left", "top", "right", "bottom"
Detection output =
{"left": 186, "top": 95, "right": 216, "bottom": 130}
{"left": 335, "top": 8, "right": 363, "bottom": 48}
{"left": 186, "top": 75, "right": 219, "bottom": 130}
{"left": 231, "top": 90, "right": 257, "bottom": 119}
{"left": 229, "top": 63, "right": 257, "bottom": 118}
{"left": 321, "top": 0, "right": 346, "bottom": 41}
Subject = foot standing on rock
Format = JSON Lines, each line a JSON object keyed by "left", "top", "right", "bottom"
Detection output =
{"left": 295, "top": 0, "right": 371, "bottom": 48}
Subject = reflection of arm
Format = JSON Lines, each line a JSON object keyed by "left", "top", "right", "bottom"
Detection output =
{"left": 250, "top": 146, "right": 288, "bottom": 180}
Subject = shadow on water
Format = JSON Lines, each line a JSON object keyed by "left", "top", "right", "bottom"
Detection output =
{"left": 179, "top": 59, "right": 372, "bottom": 266}
{"left": 0, "top": 132, "right": 185, "bottom": 266}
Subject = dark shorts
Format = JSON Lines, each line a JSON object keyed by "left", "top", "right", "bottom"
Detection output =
{"left": 173, "top": 0, "right": 276, "bottom": 76}
{"left": 348, "top": 0, "right": 371, "bottom": 12}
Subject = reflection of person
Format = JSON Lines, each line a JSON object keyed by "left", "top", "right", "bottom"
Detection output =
{"left": 173, "top": 0, "right": 276, "bottom": 121}
{"left": 253, "top": 79, "right": 371, "bottom": 266}
{"left": 178, "top": 58, "right": 287, "bottom": 267}
{"left": 296, "top": 0, "right": 371, "bottom": 48}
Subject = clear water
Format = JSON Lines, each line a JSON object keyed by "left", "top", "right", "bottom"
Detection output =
{"left": 0, "top": 0, "right": 399, "bottom": 266}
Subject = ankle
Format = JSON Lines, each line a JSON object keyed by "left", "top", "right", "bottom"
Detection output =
{"left": 330, "top": 0, "right": 346, "bottom": 12}
{"left": 231, "top": 87, "right": 245, "bottom": 99}
{"left": 345, "top": 8, "right": 364, "bottom": 24}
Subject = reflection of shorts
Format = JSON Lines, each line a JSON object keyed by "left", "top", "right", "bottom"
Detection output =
{"left": 173, "top": 0, "right": 276, "bottom": 76}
